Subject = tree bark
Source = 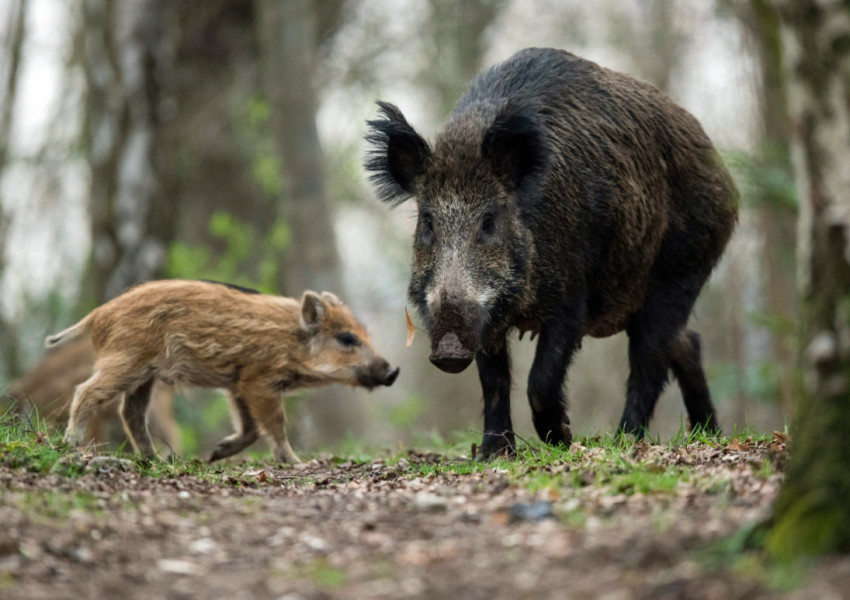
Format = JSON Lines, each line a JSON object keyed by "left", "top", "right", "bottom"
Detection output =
{"left": 423, "top": 0, "right": 505, "bottom": 117}
{"left": 78, "top": 0, "right": 177, "bottom": 308}
{"left": 768, "top": 0, "right": 850, "bottom": 559}
{"left": 0, "top": 0, "right": 28, "bottom": 380}
{"left": 734, "top": 0, "right": 798, "bottom": 417}
{"left": 256, "top": 0, "right": 343, "bottom": 297}
{"left": 256, "top": 0, "right": 350, "bottom": 444}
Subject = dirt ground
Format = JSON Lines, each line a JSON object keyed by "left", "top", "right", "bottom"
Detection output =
{"left": 1, "top": 439, "right": 849, "bottom": 600}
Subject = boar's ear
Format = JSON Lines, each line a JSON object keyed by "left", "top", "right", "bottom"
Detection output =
{"left": 482, "top": 105, "right": 548, "bottom": 193}
{"left": 300, "top": 291, "right": 327, "bottom": 332}
{"left": 365, "top": 101, "right": 431, "bottom": 206}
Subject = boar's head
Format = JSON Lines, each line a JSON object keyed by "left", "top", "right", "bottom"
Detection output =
{"left": 366, "top": 101, "right": 547, "bottom": 373}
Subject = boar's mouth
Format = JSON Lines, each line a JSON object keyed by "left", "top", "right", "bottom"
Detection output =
{"left": 427, "top": 302, "right": 479, "bottom": 373}
{"left": 429, "top": 332, "right": 475, "bottom": 373}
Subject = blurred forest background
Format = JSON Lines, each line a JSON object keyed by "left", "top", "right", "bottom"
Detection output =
{"left": 0, "top": 0, "right": 801, "bottom": 456}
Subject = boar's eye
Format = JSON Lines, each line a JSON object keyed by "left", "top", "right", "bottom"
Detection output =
{"left": 479, "top": 214, "right": 496, "bottom": 240}
{"left": 417, "top": 212, "right": 435, "bottom": 245}
{"left": 336, "top": 332, "right": 361, "bottom": 348}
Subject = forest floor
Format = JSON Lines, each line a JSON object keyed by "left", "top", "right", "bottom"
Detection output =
{"left": 2, "top": 418, "right": 850, "bottom": 600}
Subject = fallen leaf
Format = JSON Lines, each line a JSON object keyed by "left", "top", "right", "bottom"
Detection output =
{"left": 772, "top": 431, "right": 789, "bottom": 444}
{"left": 405, "top": 307, "right": 416, "bottom": 347}
{"left": 727, "top": 438, "right": 752, "bottom": 452}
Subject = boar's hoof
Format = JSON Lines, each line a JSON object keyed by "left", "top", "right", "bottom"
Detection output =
{"left": 476, "top": 431, "right": 517, "bottom": 462}
{"left": 429, "top": 332, "right": 474, "bottom": 374}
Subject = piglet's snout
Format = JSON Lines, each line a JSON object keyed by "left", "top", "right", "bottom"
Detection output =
{"left": 384, "top": 366, "right": 400, "bottom": 386}
{"left": 360, "top": 359, "right": 400, "bottom": 388}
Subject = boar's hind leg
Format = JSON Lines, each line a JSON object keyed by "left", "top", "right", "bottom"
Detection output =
{"left": 209, "top": 395, "right": 260, "bottom": 462}
{"left": 527, "top": 305, "right": 585, "bottom": 447}
{"left": 670, "top": 329, "right": 719, "bottom": 433}
{"left": 119, "top": 377, "right": 156, "bottom": 458}
{"left": 618, "top": 277, "right": 717, "bottom": 437}
{"left": 475, "top": 345, "right": 515, "bottom": 459}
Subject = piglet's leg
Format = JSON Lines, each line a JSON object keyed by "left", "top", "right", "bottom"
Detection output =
{"left": 119, "top": 377, "right": 156, "bottom": 458}
{"left": 239, "top": 382, "right": 301, "bottom": 464}
{"left": 65, "top": 355, "right": 144, "bottom": 447}
{"left": 209, "top": 395, "right": 259, "bottom": 462}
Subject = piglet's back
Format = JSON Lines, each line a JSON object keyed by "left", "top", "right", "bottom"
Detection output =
{"left": 88, "top": 280, "right": 300, "bottom": 353}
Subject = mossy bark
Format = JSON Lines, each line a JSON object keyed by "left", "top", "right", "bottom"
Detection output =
{"left": 768, "top": 0, "right": 850, "bottom": 560}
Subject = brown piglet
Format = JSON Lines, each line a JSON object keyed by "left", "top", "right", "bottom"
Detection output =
{"left": 47, "top": 280, "right": 399, "bottom": 463}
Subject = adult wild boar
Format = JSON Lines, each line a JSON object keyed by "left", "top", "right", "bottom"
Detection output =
{"left": 366, "top": 48, "right": 737, "bottom": 458}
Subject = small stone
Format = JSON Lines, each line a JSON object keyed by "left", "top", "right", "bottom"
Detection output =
{"left": 157, "top": 558, "right": 203, "bottom": 575}
{"left": 412, "top": 492, "right": 448, "bottom": 511}
{"left": 509, "top": 501, "right": 554, "bottom": 522}
{"left": 189, "top": 538, "right": 217, "bottom": 555}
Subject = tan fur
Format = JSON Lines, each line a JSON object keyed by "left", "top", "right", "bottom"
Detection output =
{"left": 50, "top": 280, "right": 396, "bottom": 463}
{"left": 5, "top": 338, "right": 179, "bottom": 452}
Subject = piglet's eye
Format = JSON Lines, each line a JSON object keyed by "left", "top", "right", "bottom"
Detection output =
{"left": 336, "top": 332, "right": 360, "bottom": 347}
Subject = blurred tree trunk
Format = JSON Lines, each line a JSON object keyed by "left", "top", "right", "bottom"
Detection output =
{"left": 256, "top": 0, "right": 351, "bottom": 444}
{"left": 424, "top": 0, "right": 505, "bottom": 117}
{"left": 166, "top": 1, "right": 278, "bottom": 259}
{"left": 0, "top": 0, "right": 27, "bottom": 380}
{"left": 767, "top": 0, "right": 850, "bottom": 559}
{"left": 256, "top": 0, "right": 343, "bottom": 297}
{"left": 733, "top": 0, "right": 798, "bottom": 417}
{"left": 78, "top": 0, "right": 177, "bottom": 308}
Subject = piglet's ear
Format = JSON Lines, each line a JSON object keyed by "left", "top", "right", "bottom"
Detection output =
{"left": 300, "top": 291, "right": 327, "bottom": 331}
{"left": 365, "top": 101, "right": 431, "bottom": 206}
{"left": 482, "top": 104, "right": 549, "bottom": 192}
{"left": 320, "top": 291, "right": 342, "bottom": 307}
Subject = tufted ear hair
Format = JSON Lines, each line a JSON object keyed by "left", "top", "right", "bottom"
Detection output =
{"left": 481, "top": 104, "right": 549, "bottom": 193}
{"left": 320, "top": 291, "right": 342, "bottom": 307}
{"left": 300, "top": 291, "right": 327, "bottom": 331}
{"left": 365, "top": 101, "right": 431, "bottom": 206}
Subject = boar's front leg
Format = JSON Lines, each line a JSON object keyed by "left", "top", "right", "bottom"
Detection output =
{"left": 527, "top": 304, "right": 585, "bottom": 447}
{"left": 475, "top": 344, "right": 515, "bottom": 460}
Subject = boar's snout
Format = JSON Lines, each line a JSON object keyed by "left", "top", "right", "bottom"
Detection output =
{"left": 429, "top": 332, "right": 475, "bottom": 373}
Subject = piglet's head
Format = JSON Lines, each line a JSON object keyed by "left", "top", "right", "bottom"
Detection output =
{"left": 299, "top": 291, "right": 399, "bottom": 389}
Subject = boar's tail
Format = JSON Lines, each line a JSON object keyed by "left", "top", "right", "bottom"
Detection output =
{"left": 45, "top": 315, "right": 91, "bottom": 349}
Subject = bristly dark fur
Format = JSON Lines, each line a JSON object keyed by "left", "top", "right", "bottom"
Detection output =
{"left": 364, "top": 101, "right": 431, "bottom": 206}
{"left": 481, "top": 103, "right": 549, "bottom": 193}
{"left": 365, "top": 47, "right": 738, "bottom": 459}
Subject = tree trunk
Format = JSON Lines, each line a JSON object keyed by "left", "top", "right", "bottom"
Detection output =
{"left": 735, "top": 0, "right": 798, "bottom": 417}
{"left": 78, "top": 0, "right": 177, "bottom": 308}
{"left": 424, "top": 0, "right": 505, "bottom": 117}
{"left": 166, "top": 1, "right": 277, "bottom": 258}
{"left": 0, "top": 0, "right": 27, "bottom": 380}
{"left": 768, "top": 0, "right": 850, "bottom": 559}
{"left": 256, "top": 0, "right": 351, "bottom": 444}
{"left": 256, "top": 0, "right": 343, "bottom": 297}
